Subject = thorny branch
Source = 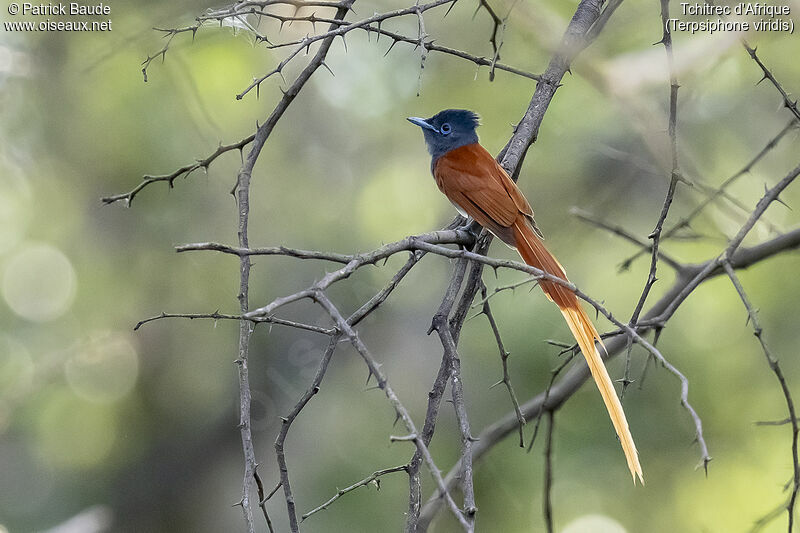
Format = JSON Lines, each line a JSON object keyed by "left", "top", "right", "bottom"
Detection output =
{"left": 301, "top": 465, "right": 409, "bottom": 521}
{"left": 542, "top": 411, "right": 555, "bottom": 533}
{"left": 629, "top": 0, "right": 682, "bottom": 327}
{"left": 616, "top": 119, "right": 796, "bottom": 272}
{"left": 418, "top": 226, "right": 800, "bottom": 527}
{"left": 107, "top": 0, "right": 800, "bottom": 530}
{"left": 723, "top": 262, "right": 799, "bottom": 533}
{"left": 479, "top": 283, "right": 526, "bottom": 446}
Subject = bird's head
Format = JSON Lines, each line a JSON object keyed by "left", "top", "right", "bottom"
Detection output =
{"left": 407, "top": 109, "right": 480, "bottom": 160}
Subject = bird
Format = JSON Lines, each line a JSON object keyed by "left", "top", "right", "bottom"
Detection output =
{"left": 408, "top": 109, "right": 643, "bottom": 484}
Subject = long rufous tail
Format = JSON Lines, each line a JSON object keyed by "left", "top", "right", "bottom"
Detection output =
{"left": 512, "top": 219, "right": 644, "bottom": 484}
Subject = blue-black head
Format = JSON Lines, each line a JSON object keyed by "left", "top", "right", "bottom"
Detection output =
{"left": 407, "top": 109, "right": 480, "bottom": 160}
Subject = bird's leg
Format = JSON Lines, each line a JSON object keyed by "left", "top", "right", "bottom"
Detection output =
{"left": 457, "top": 217, "right": 483, "bottom": 250}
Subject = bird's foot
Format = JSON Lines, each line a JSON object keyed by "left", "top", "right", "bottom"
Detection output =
{"left": 457, "top": 219, "right": 483, "bottom": 250}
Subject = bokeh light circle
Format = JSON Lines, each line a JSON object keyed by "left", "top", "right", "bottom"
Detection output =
{"left": 2, "top": 243, "right": 76, "bottom": 322}
{"left": 562, "top": 514, "right": 627, "bottom": 533}
{"left": 65, "top": 332, "right": 139, "bottom": 403}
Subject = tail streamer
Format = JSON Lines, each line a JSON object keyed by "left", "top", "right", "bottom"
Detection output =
{"left": 513, "top": 219, "right": 644, "bottom": 484}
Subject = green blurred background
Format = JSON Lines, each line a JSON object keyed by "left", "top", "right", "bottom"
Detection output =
{"left": 1, "top": 0, "right": 799, "bottom": 531}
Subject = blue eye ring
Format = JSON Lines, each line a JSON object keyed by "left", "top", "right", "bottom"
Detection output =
{"left": 440, "top": 123, "right": 452, "bottom": 135}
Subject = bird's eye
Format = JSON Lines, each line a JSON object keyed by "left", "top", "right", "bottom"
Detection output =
{"left": 440, "top": 123, "right": 452, "bottom": 135}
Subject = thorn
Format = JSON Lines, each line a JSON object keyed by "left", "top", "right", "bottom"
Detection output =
{"left": 465, "top": 311, "right": 482, "bottom": 322}
{"left": 489, "top": 379, "right": 504, "bottom": 389}
{"left": 545, "top": 339, "right": 571, "bottom": 349}
{"left": 318, "top": 59, "right": 333, "bottom": 76}
{"left": 384, "top": 40, "right": 398, "bottom": 57}
{"left": 774, "top": 195, "right": 792, "bottom": 210}
{"left": 653, "top": 326, "right": 664, "bottom": 346}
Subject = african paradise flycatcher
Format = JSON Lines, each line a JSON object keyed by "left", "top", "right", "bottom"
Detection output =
{"left": 408, "top": 109, "right": 643, "bottom": 484}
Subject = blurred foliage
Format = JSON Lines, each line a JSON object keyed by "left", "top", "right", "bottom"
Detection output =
{"left": 1, "top": 0, "right": 800, "bottom": 531}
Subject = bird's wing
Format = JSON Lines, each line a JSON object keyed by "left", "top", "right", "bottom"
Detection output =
{"left": 434, "top": 143, "right": 542, "bottom": 242}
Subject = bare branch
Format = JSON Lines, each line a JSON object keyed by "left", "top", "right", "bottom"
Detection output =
{"left": 407, "top": 255, "right": 469, "bottom": 531}
{"left": 629, "top": 0, "right": 683, "bottom": 326}
{"left": 418, "top": 225, "right": 800, "bottom": 526}
{"left": 570, "top": 207, "right": 683, "bottom": 272}
{"left": 253, "top": 470, "right": 276, "bottom": 533}
{"left": 101, "top": 135, "right": 255, "bottom": 206}
{"left": 480, "top": 284, "right": 525, "bottom": 446}
{"left": 275, "top": 336, "right": 338, "bottom": 530}
{"left": 133, "top": 311, "right": 336, "bottom": 335}
{"left": 645, "top": 161, "right": 800, "bottom": 328}
{"left": 743, "top": 42, "right": 800, "bottom": 123}
{"left": 618, "top": 119, "right": 796, "bottom": 271}
{"left": 301, "top": 465, "right": 409, "bottom": 521}
{"left": 723, "top": 261, "right": 799, "bottom": 533}
{"left": 315, "top": 292, "right": 472, "bottom": 530}
{"left": 543, "top": 411, "right": 555, "bottom": 533}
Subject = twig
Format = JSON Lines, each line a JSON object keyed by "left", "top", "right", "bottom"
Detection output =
{"left": 743, "top": 42, "right": 800, "bottom": 123}
{"left": 233, "top": 81, "right": 262, "bottom": 533}
{"left": 405, "top": 344, "right": 455, "bottom": 532}
{"left": 253, "top": 470, "right": 276, "bottom": 533}
{"left": 447, "top": 337, "right": 477, "bottom": 527}
{"left": 629, "top": 0, "right": 682, "bottom": 326}
{"left": 723, "top": 261, "right": 799, "bottom": 533}
{"left": 141, "top": 25, "right": 199, "bottom": 82}
{"left": 414, "top": 0, "right": 429, "bottom": 96}
{"left": 101, "top": 135, "right": 256, "bottom": 206}
{"left": 471, "top": 277, "right": 538, "bottom": 308}
{"left": 618, "top": 119, "right": 796, "bottom": 271}
{"left": 315, "top": 293, "right": 472, "bottom": 531}
{"left": 480, "top": 284, "right": 526, "bottom": 446}
{"left": 475, "top": 0, "right": 504, "bottom": 81}
{"left": 275, "top": 252, "right": 423, "bottom": 527}
{"left": 543, "top": 411, "right": 555, "bottom": 533}
{"left": 371, "top": 26, "right": 540, "bottom": 81}
{"left": 570, "top": 207, "right": 683, "bottom": 272}
{"left": 238, "top": 0, "right": 454, "bottom": 99}
{"left": 418, "top": 226, "right": 800, "bottom": 526}
{"left": 751, "top": 498, "right": 794, "bottom": 533}
{"left": 407, "top": 256, "right": 469, "bottom": 531}
{"left": 528, "top": 354, "right": 574, "bottom": 452}
{"left": 133, "top": 311, "right": 335, "bottom": 335}
{"left": 586, "top": 0, "right": 624, "bottom": 42}
{"left": 243, "top": 4, "right": 358, "bottom": 530}
{"left": 275, "top": 336, "right": 338, "bottom": 531}
{"left": 301, "top": 465, "right": 409, "bottom": 521}
{"left": 644, "top": 161, "right": 800, "bottom": 328}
